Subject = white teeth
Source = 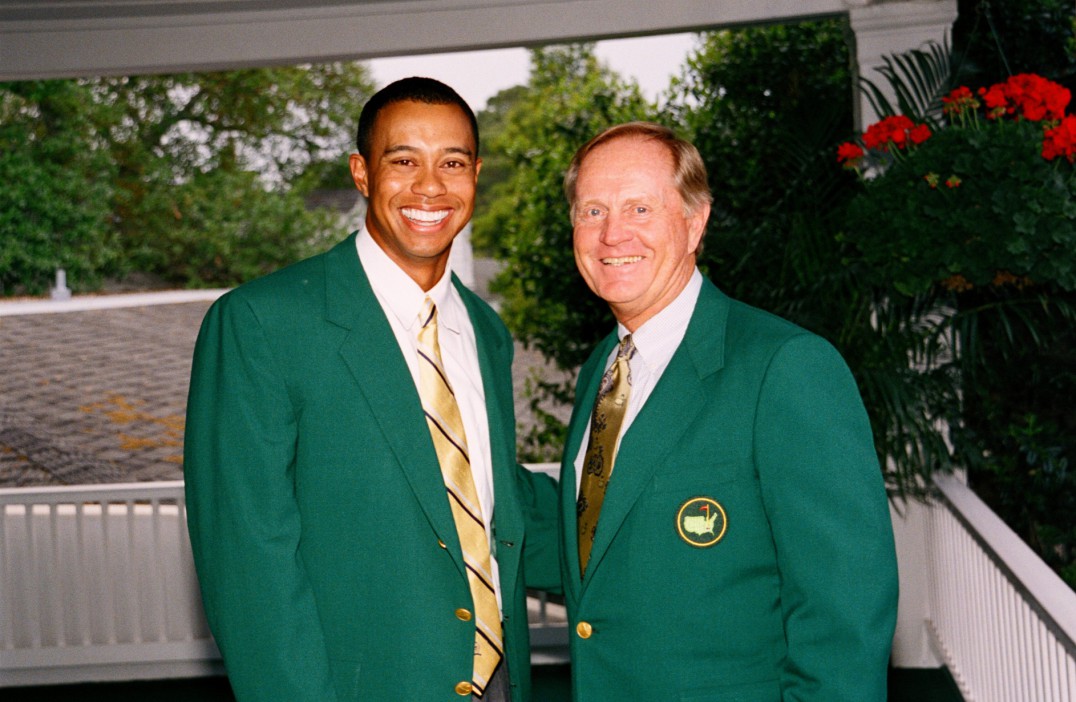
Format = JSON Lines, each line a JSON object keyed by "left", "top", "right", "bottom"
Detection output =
{"left": 402, "top": 208, "right": 450, "bottom": 224}
{"left": 601, "top": 256, "right": 643, "bottom": 267}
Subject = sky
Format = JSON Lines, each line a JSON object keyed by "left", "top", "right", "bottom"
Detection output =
{"left": 367, "top": 33, "right": 699, "bottom": 112}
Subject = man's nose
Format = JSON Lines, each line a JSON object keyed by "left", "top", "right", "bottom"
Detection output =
{"left": 599, "top": 213, "right": 633, "bottom": 246}
{"left": 413, "top": 165, "right": 447, "bottom": 196}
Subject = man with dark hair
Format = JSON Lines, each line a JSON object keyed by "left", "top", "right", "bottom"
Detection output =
{"left": 184, "top": 77, "right": 558, "bottom": 702}
{"left": 558, "top": 121, "right": 898, "bottom": 701}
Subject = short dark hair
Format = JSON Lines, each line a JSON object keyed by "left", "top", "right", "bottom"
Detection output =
{"left": 356, "top": 77, "right": 479, "bottom": 159}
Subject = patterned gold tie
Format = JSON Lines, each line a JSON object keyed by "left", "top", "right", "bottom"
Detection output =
{"left": 577, "top": 334, "right": 636, "bottom": 576}
{"left": 417, "top": 297, "right": 503, "bottom": 698}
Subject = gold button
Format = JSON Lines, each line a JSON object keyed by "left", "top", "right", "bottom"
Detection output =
{"left": 455, "top": 608, "right": 472, "bottom": 621}
{"left": 455, "top": 681, "right": 473, "bottom": 696}
{"left": 576, "top": 621, "right": 593, "bottom": 639}
{"left": 438, "top": 539, "right": 447, "bottom": 549}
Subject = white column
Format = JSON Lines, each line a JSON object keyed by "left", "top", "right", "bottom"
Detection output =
{"left": 890, "top": 499, "right": 945, "bottom": 667}
{"left": 848, "top": 0, "right": 959, "bottom": 129}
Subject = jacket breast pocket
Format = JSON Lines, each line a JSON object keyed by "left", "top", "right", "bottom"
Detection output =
{"left": 632, "top": 460, "right": 774, "bottom": 580}
{"left": 651, "top": 460, "right": 745, "bottom": 494}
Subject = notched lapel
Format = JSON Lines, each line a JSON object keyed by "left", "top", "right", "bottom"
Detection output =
{"left": 582, "top": 281, "right": 731, "bottom": 586}
{"left": 326, "top": 236, "right": 466, "bottom": 571}
{"left": 456, "top": 280, "right": 525, "bottom": 586}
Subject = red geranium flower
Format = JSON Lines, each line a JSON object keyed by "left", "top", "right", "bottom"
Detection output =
{"left": 837, "top": 142, "right": 865, "bottom": 167}
{"left": 1043, "top": 115, "right": 1076, "bottom": 162}
{"left": 978, "top": 74, "right": 1071, "bottom": 122}
{"left": 840, "top": 73, "right": 1074, "bottom": 171}
{"left": 863, "top": 115, "right": 918, "bottom": 151}
{"left": 909, "top": 124, "right": 932, "bottom": 145}
{"left": 978, "top": 84, "right": 1009, "bottom": 119}
{"left": 942, "top": 86, "right": 978, "bottom": 118}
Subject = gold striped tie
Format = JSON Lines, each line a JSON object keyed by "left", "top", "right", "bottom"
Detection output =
{"left": 577, "top": 334, "right": 636, "bottom": 576}
{"left": 417, "top": 297, "right": 504, "bottom": 698}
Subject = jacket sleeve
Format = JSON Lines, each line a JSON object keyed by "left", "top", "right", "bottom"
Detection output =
{"left": 754, "top": 333, "right": 898, "bottom": 701}
{"left": 184, "top": 293, "right": 338, "bottom": 702}
{"left": 516, "top": 463, "right": 563, "bottom": 594}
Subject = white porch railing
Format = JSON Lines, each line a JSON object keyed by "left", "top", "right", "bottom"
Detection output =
{"left": 925, "top": 473, "right": 1076, "bottom": 701}
{"left": 0, "top": 471, "right": 567, "bottom": 687}
{"left": 4, "top": 470, "right": 1074, "bottom": 695}
{"left": 0, "top": 481, "right": 221, "bottom": 686}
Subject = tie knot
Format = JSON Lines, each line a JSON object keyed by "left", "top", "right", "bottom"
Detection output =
{"left": 618, "top": 334, "right": 637, "bottom": 361}
{"left": 421, "top": 297, "right": 437, "bottom": 329}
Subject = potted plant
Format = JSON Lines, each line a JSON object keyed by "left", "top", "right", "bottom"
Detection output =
{"left": 837, "top": 73, "right": 1076, "bottom": 296}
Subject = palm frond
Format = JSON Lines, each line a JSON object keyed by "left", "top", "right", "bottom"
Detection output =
{"left": 860, "top": 39, "right": 954, "bottom": 125}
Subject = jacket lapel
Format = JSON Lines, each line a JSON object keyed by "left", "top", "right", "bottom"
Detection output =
{"left": 456, "top": 279, "right": 525, "bottom": 591}
{"left": 580, "top": 281, "right": 729, "bottom": 588}
{"left": 324, "top": 234, "right": 465, "bottom": 571}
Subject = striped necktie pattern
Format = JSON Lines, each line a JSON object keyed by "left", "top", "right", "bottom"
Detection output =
{"left": 417, "top": 297, "right": 504, "bottom": 697}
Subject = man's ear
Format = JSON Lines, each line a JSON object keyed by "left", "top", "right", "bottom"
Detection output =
{"left": 688, "top": 201, "right": 711, "bottom": 253}
{"left": 349, "top": 153, "right": 369, "bottom": 197}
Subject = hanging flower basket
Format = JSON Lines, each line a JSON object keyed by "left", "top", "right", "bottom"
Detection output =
{"left": 838, "top": 74, "right": 1076, "bottom": 296}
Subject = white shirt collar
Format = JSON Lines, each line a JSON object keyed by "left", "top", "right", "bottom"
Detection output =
{"left": 617, "top": 268, "right": 703, "bottom": 372}
{"left": 355, "top": 226, "right": 459, "bottom": 333}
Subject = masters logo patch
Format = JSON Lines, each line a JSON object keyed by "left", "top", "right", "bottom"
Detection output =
{"left": 676, "top": 497, "right": 728, "bottom": 547}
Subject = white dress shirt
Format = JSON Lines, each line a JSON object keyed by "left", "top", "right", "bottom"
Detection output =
{"left": 356, "top": 229, "right": 502, "bottom": 609}
{"left": 574, "top": 268, "right": 704, "bottom": 493}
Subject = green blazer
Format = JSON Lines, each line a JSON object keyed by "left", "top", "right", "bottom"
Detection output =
{"left": 184, "top": 233, "right": 559, "bottom": 702}
{"left": 559, "top": 279, "right": 898, "bottom": 701}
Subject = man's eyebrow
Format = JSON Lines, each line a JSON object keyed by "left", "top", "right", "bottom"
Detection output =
{"left": 443, "top": 146, "right": 475, "bottom": 158}
{"left": 381, "top": 144, "right": 475, "bottom": 158}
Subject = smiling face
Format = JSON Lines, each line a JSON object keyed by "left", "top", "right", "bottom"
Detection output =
{"left": 349, "top": 100, "right": 481, "bottom": 290}
{"left": 572, "top": 136, "right": 709, "bottom": 331}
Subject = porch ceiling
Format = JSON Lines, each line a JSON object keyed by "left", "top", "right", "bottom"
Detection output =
{"left": 0, "top": 0, "right": 851, "bottom": 80}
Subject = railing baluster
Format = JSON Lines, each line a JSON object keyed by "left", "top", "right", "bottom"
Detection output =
{"left": 101, "top": 498, "right": 117, "bottom": 645}
{"left": 928, "top": 474, "right": 1076, "bottom": 702}
{"left": 23, "top": 502, "right": 41, "bottom": 648}
{"left": 152, "top": 498, "right": 168, "bottom": 643}
{"left": 0, "top": 504, "right": 9, "bottom": 651}
{"left": 47, "top": 503, "right": 64, "bottom": 648}
{"left": 126, "top": 499, "right": 141, "bottom": 644}
{"left": 74, "top": 502, "right": 90, "bottom": 647}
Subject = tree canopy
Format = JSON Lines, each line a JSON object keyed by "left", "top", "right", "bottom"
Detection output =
{"left": 0, "top": 63, "right": 375, "bottom": 294}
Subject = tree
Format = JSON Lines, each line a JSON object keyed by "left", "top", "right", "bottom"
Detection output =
{"left": 476, "top": 45, "right": 652, "bottom": 368}
{"left": 473, "top": 45, "right": 652, "bottom": 458}
{"left": 473, "top": 84, "right": 528, "bottom": 255}
{"left": 1, "top": 62, "right": 376, "bottom": 294}
{"left": 0, "top": 80, "right": 118, "bottom": 294}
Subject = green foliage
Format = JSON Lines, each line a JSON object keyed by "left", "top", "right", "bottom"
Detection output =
{"left": 860, "top": 40, "right": 955, "bottom": 125}
{"left": 473, "top": 85, "right": 528, "bottom": 255}
{"left": 668, "top": 20, "right": 854, "bottom": 260}
{"left": 0, "top": 80, "right": 118, "bottom": 295}
{"left": 127, "top": 168, "right": 337, "bottom": 288}
{"left": 516, "top": 372, "right": 576, "bottom": 464}
{"left": 1, "top": 62, "right": 375, "bottom": 293}
{"left": 473, "top": 45, "right": 651, "bottom": 454}
{"left": 846, "top": 120, "right": 1076, "bottom": 296}
{"left": 956, "top": 409, "right": 1076, "bottom": 588}
{"left": 848, "top": 32, "right": 1076, "bottom": 586}
{"left": 475, "top": 45, "right": 652, "bottom": 369}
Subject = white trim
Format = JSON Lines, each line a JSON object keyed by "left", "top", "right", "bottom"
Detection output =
{"left": 3, "top": 0, "right": 853, "bottom": 80}
{"left": 0, "top": 290, "right": 228, "bottom": 317}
